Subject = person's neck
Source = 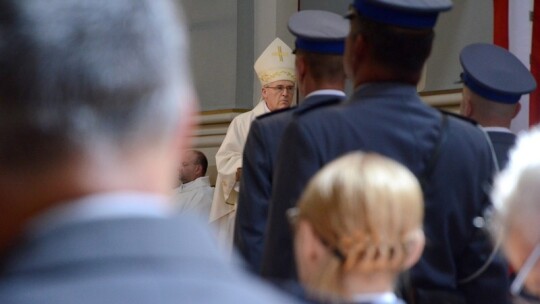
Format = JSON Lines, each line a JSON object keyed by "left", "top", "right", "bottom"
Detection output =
{"left": 341, "top": 271, "right": 395, "bottom": 299}
{"left": 473, "top": 117, "right": 512, "bottom": 129}
{"left": 0, "top": 147, "right": 175, "bottom": 255}
{"left": 181, "top": 176, "right": 203, "bottom": 186}
{"left": 0, "top": 154, "right": 87, "bottom": 255}
{"left": 353, "top": 65, "right": 420, "bottom": 89}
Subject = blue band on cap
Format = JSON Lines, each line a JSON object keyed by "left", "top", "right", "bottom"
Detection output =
{"left": 462, "top": 72, "right": 521, "bottom": 104}
{"left": 353, "top": 0, "right": 438, "bottom": 29}
{"left": 295, "top": 38, "right": 345, "bottom": 54}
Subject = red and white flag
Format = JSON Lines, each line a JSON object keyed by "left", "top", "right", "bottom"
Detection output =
{"left": 494, "top": 0, "right": 539, "bottom": 131}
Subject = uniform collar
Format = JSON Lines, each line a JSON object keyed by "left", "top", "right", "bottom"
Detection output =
{"left": 482, "top": 126, "right": 513, "bottom": 134}
{"left": 305, "top": 89, "right": 346, "bottom": 99}
{"left": 350, "top": 292, "right": 398, "bottom": 304}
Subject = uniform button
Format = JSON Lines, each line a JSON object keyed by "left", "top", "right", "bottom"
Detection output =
{"left": 473, "top": 216, "right": 485, "bottom": 228}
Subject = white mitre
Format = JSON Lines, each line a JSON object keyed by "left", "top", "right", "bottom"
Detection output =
{"left": 254, "top": 37, "right": 296, "bottom": 86}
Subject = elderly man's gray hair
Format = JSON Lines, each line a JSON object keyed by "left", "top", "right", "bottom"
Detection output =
{"left": 492, "top": 126, "right": 540, "bottom": 242}
{"left": 0, "top": 0, "right": 194, "bottom": 172}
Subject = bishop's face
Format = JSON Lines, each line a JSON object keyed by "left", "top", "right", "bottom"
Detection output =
{"left": 262, "top": 80, "right": 295, "bottom": 111}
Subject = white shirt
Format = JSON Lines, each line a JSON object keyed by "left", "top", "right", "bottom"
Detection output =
{"left": 173, "top": 176, "right": 214, "bottom": 217}
{"left": 304, "top": 89, "right": 346, "bottom": 99}
{"left": 351, "top": 292, "right": 399, "bottom": 304}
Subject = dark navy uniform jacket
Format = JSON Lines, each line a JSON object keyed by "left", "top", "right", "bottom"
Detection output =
{"left": 486, "top": 130, "right": 516, "bottom": 170}
{"left": 234, "top": 93, "right": 345, "bottom": 272}
{"left": 261, "top": 83, "right": 510, "bottom": 304}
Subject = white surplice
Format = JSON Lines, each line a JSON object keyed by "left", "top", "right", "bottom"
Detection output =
{"left": 172, "top": 176, "right": 214, "bottom": 218}
{"left": 209, "top": 100, "right": 268, "bottom": 252}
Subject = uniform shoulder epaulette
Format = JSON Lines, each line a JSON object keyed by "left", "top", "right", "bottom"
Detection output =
{"left": 439, "top": 110, "right": 478, "bottom": 126}
{"left": 256, "top": 106, "right": 296, "bottom": 121}
{"left": 293, "top": 96, "right": 343, "bottom": 116}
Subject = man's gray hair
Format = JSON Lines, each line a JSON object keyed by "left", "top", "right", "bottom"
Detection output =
{"left": 0, "top": 0, "right": 194, "bottom": 171}
{"left": 492, "top": 126, "right": 540, "bottom": 242}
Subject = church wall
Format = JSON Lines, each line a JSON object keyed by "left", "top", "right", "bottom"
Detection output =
{"left": 181, "top": 0, "right": 255, "bottom": 112}
{"left": 427, "top": 0, "right": 493, "bottom": 92}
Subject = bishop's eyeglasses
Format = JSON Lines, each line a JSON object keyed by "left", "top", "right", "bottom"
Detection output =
{"left": 265, "top": 85, "right": 295, "bottom": 93}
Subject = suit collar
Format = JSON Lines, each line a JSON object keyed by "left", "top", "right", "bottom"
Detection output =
{"left": 3, "top": 215, "right": 227, "bottom": 275}
{"left": 302, "top": 93, "right": 345, "bottom": 105}
{"left": 177, "top": 176, "right": 211, "bottom": 192}
{"left": 295, "top": 93, "right": 345, "bottom": 115}
{"left": 304, "top": 89, "right": 346, "bottom": 99}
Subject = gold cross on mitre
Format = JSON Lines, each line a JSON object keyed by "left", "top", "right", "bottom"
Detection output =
{"left": 272, "top": 46, "right": 287, "bottom": 62}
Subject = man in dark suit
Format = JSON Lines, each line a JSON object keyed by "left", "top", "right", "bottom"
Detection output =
{"left": 262, "top": 1, "right": 510, "bottom": 303}
{"left": 234, "top": 10, "right": 348, "bottom": 273}
{"left": 0, "top": 1, "right": 295, "bottom": 304}
{"left": 459, "top": 43, "right": 537, "bottom": 170}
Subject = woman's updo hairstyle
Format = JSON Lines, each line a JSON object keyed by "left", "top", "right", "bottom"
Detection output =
{"left": 297, "top": 152, "right": 424, "bottom": 297}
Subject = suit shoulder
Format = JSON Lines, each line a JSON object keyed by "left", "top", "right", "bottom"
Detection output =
{"left": 255, "top": 107, "right": 296, "bottom": 121}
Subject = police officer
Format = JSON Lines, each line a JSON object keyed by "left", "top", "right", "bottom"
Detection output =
{"left": 459, "top": 43, "right": 537, "bottom": 169}
{"left": 234, "top": 10, "right": 348, "bottom": 273}
{"left": 262, "top": 1, "right": 510, "bottom": 303}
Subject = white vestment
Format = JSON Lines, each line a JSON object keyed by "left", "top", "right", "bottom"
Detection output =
{"left": 209, "top": 100, "right": 268, "bottom": 252}
{"left": 172, "top": 176, "right": 214, "bottom": 218}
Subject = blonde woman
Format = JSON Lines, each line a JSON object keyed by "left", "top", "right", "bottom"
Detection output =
{"left": 491, "top": 127, "right": 540, "bottom": 300}
{"left": 290, "top": 152, "right": 425, "bottom": 303}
